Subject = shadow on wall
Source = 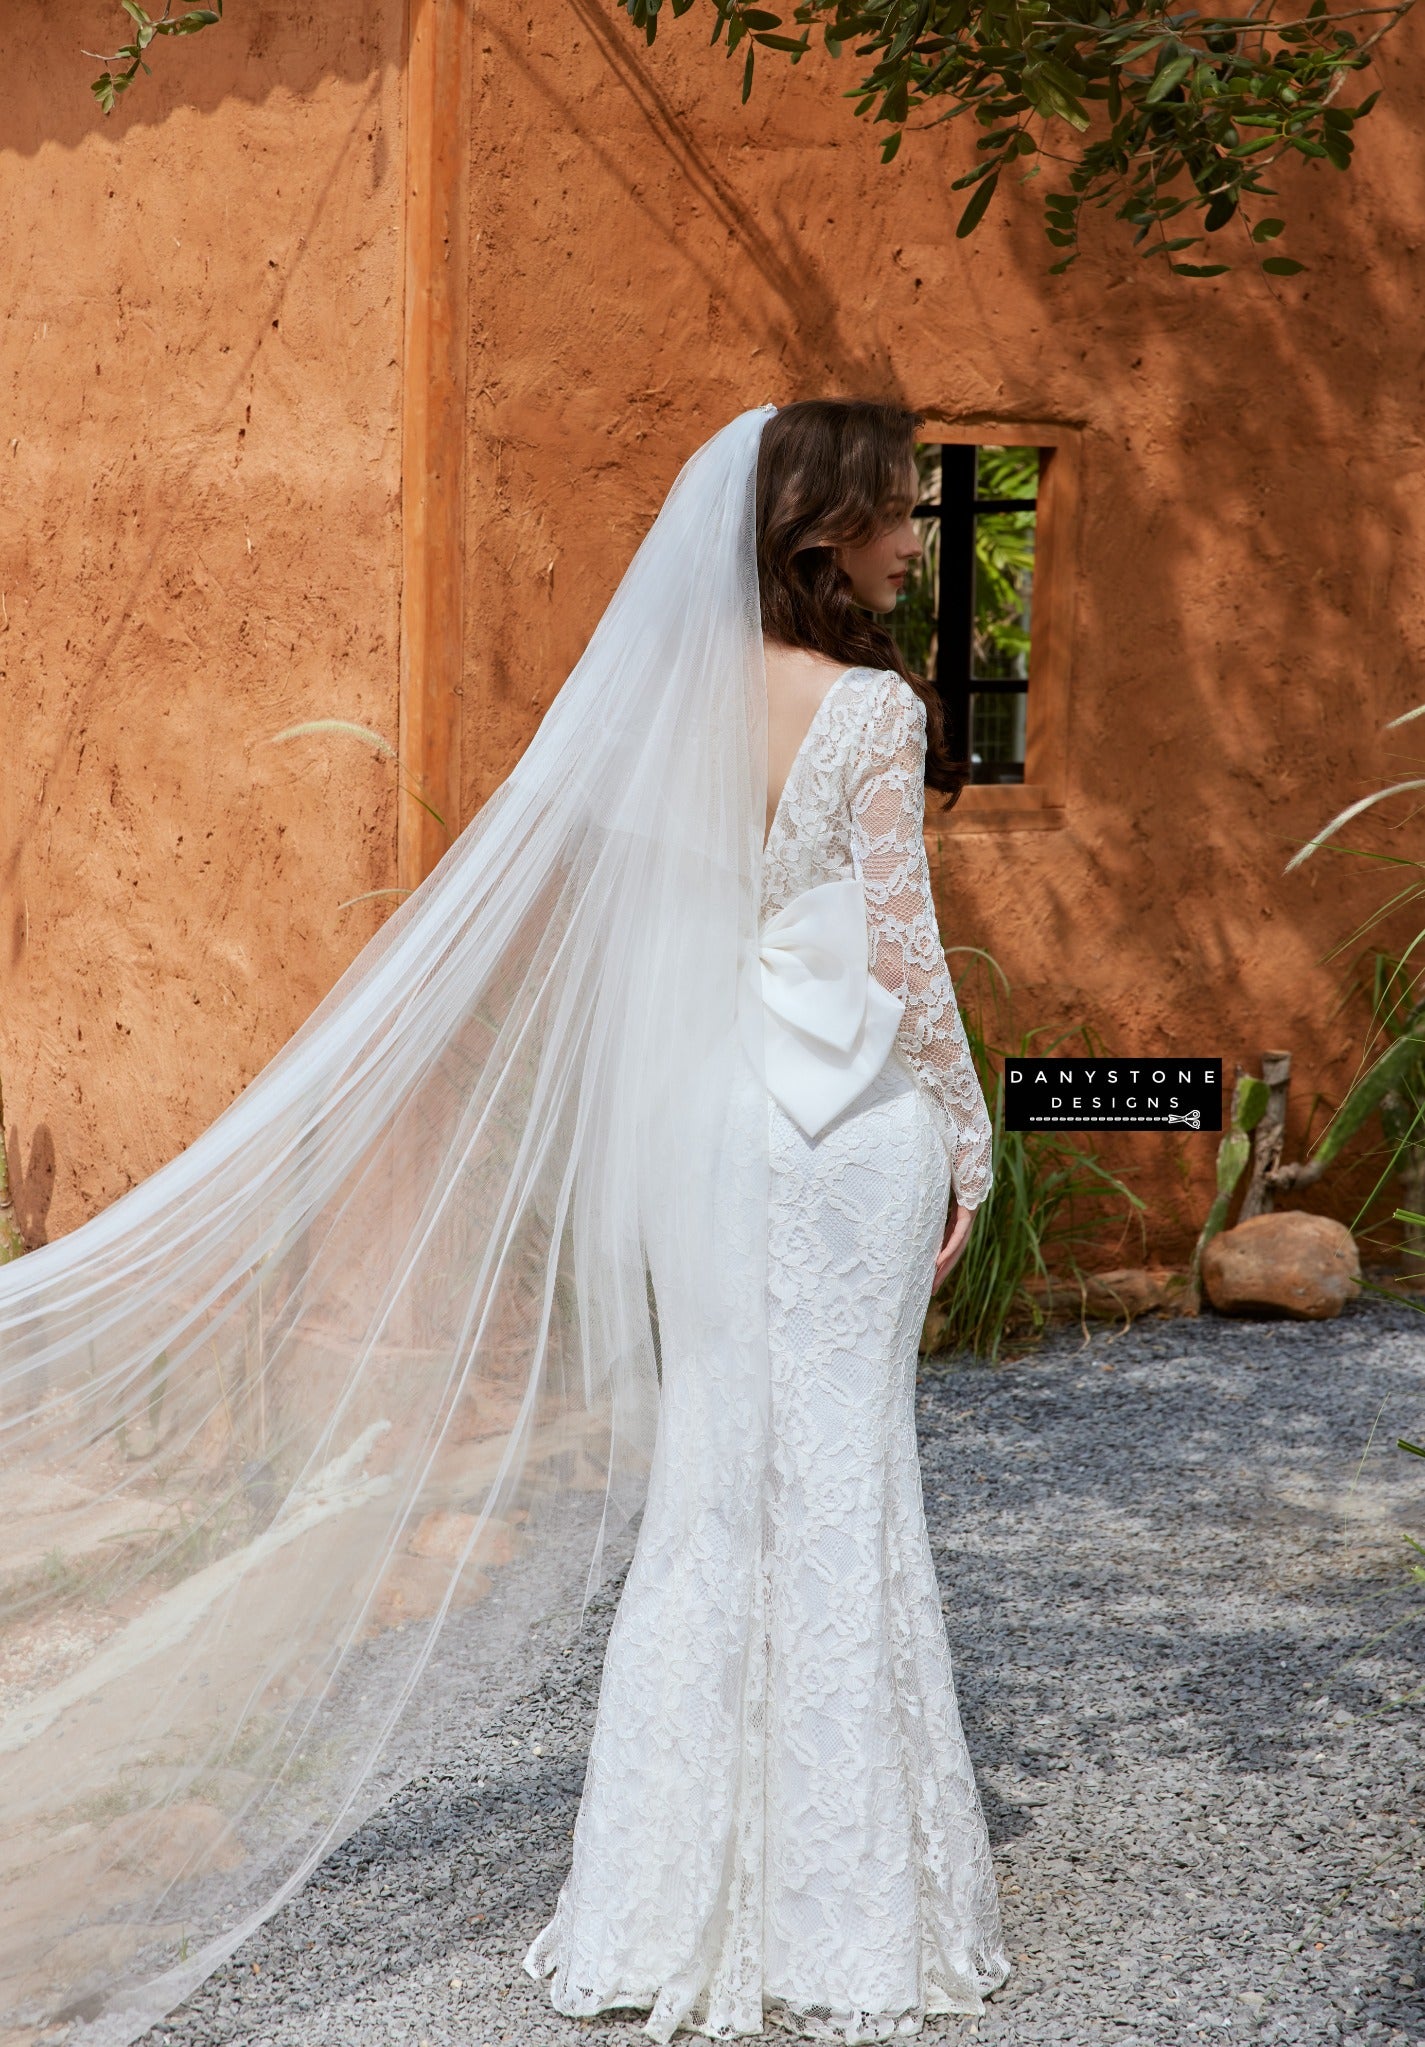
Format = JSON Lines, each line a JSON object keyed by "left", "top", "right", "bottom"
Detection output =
{"left": 3, "top": 0, "right": 395, "bottom": 158}
{"left": 958, "top": 27, "right": 1425, "bottom": 1239}
{"left": 557, "top": 0, "right": 868, "bottom": 390}
{"left": 8, "top": 1116, "right": 55, "bottom": 1247}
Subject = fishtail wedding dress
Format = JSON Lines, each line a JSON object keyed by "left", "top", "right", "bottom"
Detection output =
{"left": 524, "top": 665, "right": 1010, "bottom": 2041}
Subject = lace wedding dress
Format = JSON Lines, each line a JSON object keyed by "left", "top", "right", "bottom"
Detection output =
{"left": 524, "top": 665, "right": 1010, "bottom": 2042}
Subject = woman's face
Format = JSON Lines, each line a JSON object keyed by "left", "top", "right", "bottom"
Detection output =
{"left": 833, "top": 458, "right": 922, "bottom": 613}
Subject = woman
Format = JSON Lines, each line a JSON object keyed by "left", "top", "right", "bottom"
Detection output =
{"left": 522, "top": 400, "right": 1008, "bottom": 2040}
{"left": 0, "top": 400, "right": 1004, "bottom": 2047}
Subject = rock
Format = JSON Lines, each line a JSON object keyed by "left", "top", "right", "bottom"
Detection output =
{"left": 408, "top": 1511, "right": 517, "bottom": 1568}
{"left": 368, "top": 1556, "right": 492, "bottom": 1632}
{"left": 365, "top": 1528, "right": 513, "bottom": 1632}
{"left": 1201, "top": 1211, "right": 1360, "bottom": 1320}
{"left": 1020, "top": 1267, "right": 1196, "bottom": 1323}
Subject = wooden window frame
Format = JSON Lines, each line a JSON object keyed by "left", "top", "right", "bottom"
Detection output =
{"left": 913, "top": 420, "right": 1080, "bottom": 837}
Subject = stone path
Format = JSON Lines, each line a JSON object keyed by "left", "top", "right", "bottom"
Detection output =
{"left": 149, "top": 1292, "right": 1425, "bottom": 2047}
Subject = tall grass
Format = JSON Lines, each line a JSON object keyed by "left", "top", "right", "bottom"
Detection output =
{"left": 922, "top": 954, "right": 1147, "bottom": 1368}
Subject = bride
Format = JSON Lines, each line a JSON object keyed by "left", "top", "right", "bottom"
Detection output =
{"left": 0, "top": 399, "right": 1006, "bottom": 2046}
{"left": 522, "top": 398, "right": 1007, "bottom": 2040}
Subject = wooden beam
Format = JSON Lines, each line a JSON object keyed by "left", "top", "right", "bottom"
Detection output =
{"left": 399, "top": 0, "right": 469, "bottom": 892}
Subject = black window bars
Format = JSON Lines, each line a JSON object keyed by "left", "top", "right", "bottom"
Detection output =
{"left": 913, "top": 445, "right": 1039, "bottom": 786}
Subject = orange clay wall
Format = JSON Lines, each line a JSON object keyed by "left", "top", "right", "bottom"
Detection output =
{"left": 4, "top": 1, "right": 1423, "bottom": 1265}
{"left": 2, "top": 3, "right": 406, "bottom": 1245}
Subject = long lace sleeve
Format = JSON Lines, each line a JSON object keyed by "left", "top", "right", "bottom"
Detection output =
{"left": 847, "top": 673, "right": 994, "bottom": 1211}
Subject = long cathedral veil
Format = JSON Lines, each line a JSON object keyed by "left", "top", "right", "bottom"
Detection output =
{"left": 0, "top": 405, "right": 775, "bottom": 2045}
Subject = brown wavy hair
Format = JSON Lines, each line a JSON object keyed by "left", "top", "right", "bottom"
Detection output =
{"left": 756, "top": 398, "right": 968, "bottom": 804}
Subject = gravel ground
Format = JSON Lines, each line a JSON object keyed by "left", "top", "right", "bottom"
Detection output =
{"left": 147, "top": 1291, "right": 1425, "bottom": 2047}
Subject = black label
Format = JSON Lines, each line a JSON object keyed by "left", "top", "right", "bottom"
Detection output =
{"left": 1003, "top": 1058, "right": 1222, "bottom": 1132}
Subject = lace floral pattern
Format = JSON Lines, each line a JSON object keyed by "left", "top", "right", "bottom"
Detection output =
{"left": 762, "top": 669, "right": 994, "bottom": 1212}
{"left": 522, "top": 665, "right": 1009, "bottom": 2039}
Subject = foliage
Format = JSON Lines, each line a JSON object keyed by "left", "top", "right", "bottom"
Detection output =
{"left": 920, "top": 957, "right": 1148, "bottom": 1366}
{"left": 87, "top": 1, "right": 223, "bottom": 116}
{"left": 622, "top": 0, "right": 1409, "bottom": 276}
{"left": 968, "top": 445, "right": 1037, "bottom": 676}
{"left": 1187, "top": 1064, "right": 1269, "bottom": 1300}
{"left": 895, "top": 443, "right": 1037, "bottom": 687}
{"left": 85, "top": 0, "right": 1406, "bottom": 278}
{"left": 1285, "top": 702, "right": 1425, "bottom": 1289}
{"left": 1338, "top": 948, "right": 1425, "bottom": 1255}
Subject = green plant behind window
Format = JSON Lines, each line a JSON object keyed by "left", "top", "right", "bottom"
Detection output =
{"left": 971, "top": 445, "right": 1036, "bottom": 682}
{"left": 895, "top": 444, "right": 1039, "bottom": 703}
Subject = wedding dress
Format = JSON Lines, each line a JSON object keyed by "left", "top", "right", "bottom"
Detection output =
{"left": 523, "top": 665, "right": 1010, "bottom": 2041}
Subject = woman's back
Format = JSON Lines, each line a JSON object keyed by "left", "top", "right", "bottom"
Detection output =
{"left": 763, "top": 637, "right": 856, "bottom": 846}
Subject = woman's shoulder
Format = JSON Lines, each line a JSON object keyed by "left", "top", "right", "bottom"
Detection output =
{"left": 844, "top": 666, "right": 927, "bottom": 738}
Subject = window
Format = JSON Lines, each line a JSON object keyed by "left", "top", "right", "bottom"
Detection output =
{"left": 897, "top": 443, "right": 1040, "bottom": 785}
{"left": 895, "top": 425, "right": 1078, "bottom": 831}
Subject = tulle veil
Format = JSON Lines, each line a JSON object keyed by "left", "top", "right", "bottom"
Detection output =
{"left": 0, "top": 404, "right": 777, "bottom": 2044}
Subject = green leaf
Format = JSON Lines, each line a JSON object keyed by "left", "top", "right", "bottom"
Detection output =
{"left": 1262, "top": 254, "right": 1306, "bottom": 275}
{"left": 739, "top": 8, "right": 782, "bottom": 26}
{"left": 1250, "top": 216, "right": 1286, "bottom": 241}
{"left": 1399, "top": 1439, "right": 1425, "bottom": 1458}
{"left": 881, "top": 127, "right": 903, "bottom": 162}
{"left": 1309, "top": 1027, "right": 1425, "bottom": 1167}
{"left": 741, "top": 41, "right": 755, "bottom": 100}
{"left": 1214, "top": 1129, "right": 1251, "bottom": 1203}
{"left": 1169, "top": 261, "right": 1230, "bottom": 276}
{"left": 1144, "top": 53, "right": 1194, "bottom": 104}
{"left": 880, "top": 78, "right": 909, "bottom": 124}
{"left": 956, "top": 170, "right": 999, "bottom": 238}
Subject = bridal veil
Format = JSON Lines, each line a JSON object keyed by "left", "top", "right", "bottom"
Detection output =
{"left": 0, "top": 405, "right": 777, "bottom": 2043}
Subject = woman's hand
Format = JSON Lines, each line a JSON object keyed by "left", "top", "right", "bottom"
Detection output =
{"left": 931, "top": 1198, "right": 975, "bottom": 1294}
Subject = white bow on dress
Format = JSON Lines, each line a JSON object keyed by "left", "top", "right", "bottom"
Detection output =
{"left": 748, "top": 876, "right": 906, "bottom": 1139}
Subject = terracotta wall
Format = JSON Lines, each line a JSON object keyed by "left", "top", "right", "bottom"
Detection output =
{"left": 5, "top": 0, "right": 1423, "bottom": 1264}
{"left": 1, "top": 3, "right": 405, "bottom": 1243}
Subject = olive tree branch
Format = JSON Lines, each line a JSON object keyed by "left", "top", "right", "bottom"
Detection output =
{"left": 621, "top": 0, "right": 1414, "bottom": 276}
{"left": 87, "top": 0, "right": 223, "bottom": 116}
